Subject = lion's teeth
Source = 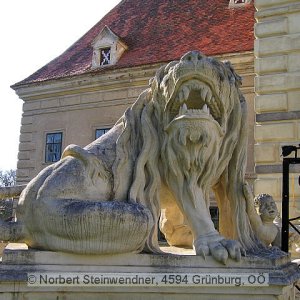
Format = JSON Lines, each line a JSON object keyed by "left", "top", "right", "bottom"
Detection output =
{"left": 179, "top": 103, "right": 188, "bottom": 115}
{"left": 182, "top": 86, "right": 190, "bottom": 100}
{"left": 202, "top": 104, "right": 209, "bottom": 114}
{"left": 201, "top": 88, "right": 208, "bottom": 101}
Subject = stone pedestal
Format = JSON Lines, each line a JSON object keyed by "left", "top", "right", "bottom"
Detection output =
{"left": 0, "top": 243, "right": 299, "bottom": 300}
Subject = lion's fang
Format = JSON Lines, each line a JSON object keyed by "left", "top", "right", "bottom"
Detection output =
{"left": 179, "top": 103, "right": 188, "bottom": 115}
{"left": 202, "top": 104, "right": 209, "bottom": 114}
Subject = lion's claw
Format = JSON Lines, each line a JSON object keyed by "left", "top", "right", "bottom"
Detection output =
{"left": 220, "top": 239, "right": 244, "bottom": 262}
{"left": 209, "top": 241, "right": 228, "bottom": 264}
{"left": 195, "top": 244, "right": 210, "bottom": 260}
{"left": 195, "top": 237, "right": 245, "bottom": 265}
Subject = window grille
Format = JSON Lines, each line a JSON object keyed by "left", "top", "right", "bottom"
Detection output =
{"left": 100, "top": 48, "right": 111, "bottom": 66}
{"left": 95, "top": 128, "right": 110, "bottom": 139}
{"left": 45, "top": 132, "right": 62, "bottom": 163}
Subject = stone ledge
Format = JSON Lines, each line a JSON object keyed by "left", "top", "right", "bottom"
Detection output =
{"left": 256, "top": 111, "right": 300, "bottom": 122}
{"left": 0, "top": 244, "right": 298, "bottom": 299}
{"left": 255, "top": 2, "right": 300, "bottom": 18}
{"left": 256, "top": 164, "right": 300, "bottom": 174}
{"left": 1, "top": 244, "right": 299, "bottom": 285}
{"left": 0, "top": 281, "right": 295, "bottom": 300}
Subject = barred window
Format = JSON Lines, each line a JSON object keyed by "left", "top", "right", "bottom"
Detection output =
{"left": 229, "top": 0, "right": 251, "bottom": 6}
{"left": 45, "top": 132, "right": 62, "bottom": 163}
{"left": 95, "top": 128, "right": 110, "bottom": 139}
{"left": 100, "top": 48, "right": 111, "bottom": 66}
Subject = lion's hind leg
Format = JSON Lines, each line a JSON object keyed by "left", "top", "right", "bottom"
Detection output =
{"left": 26, "top": 199, "right": 153, "bottom": 255}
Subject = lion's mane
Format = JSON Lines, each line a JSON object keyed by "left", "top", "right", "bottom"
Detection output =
{"left": 112, "top": 61, "right": 257, "bottom": 252}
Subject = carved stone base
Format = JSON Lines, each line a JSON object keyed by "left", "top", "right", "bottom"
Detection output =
{"left": 0, "top": 244, "right": 299, "bottom": 300}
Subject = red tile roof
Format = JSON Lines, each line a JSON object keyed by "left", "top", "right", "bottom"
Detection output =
{"left": 14, "top": 0, "right": 255, "bottom": 86}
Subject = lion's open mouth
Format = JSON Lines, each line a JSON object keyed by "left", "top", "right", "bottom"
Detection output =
{"left": 168, "top": 79, "right": 224, "bottom": 128}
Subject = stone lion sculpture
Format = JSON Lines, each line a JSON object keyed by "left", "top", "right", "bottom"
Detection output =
{"left": 1, "top": 51, "right": 260, "bottom": 264}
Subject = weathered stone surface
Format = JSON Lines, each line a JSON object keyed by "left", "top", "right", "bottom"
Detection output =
{"left": 59, "top": 95, "right": 81, "bottom": 106}
{"left": 0, "top": 186, "right": 25, "bottom": 198}
{"left": 255, "top": 122, "right": 296, "bottom": 141}
{"left": 255, "top": 93, "right": 288, "bottom": 113}
{"left": 254, "top": 143, "right": 279, "bottom": 164}
{"left": 23, "top": 101, "right": 41, "bottom": 111}
{"left": 255, "top": 55, "right": 288, "bottom": 75}
{"left": 289, "top": 91, "right": 300, "bottom": 111}
{"left": 40, "top": 99, "right": 59, "bottom": 109}
{"left": 0, "top": 244, "right": 298, "bottom": 300}
{"left": 255, "top": 17, "right": 288, "bottom": 38}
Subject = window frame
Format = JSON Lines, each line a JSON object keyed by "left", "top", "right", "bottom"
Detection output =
{"left": 45, "top": 132, "right": 63, "bottom": 163}
{"left": 95, "top": 128, "right": 111, "bottom": 140}
{"left": 228, "top": 0, "right": 251, "bottom": 7}
{"left": 100, "top": 47, "right": 111, "bottom": 66}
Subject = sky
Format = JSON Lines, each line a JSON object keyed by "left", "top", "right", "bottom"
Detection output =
{"left": 0, "top": 0, "right": 121, "bottom": 171}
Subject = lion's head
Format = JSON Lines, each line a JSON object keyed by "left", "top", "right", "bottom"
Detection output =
{"left": 113, "top": 51, "right": 256, "bottom": 253}
{"left": 156, "top": 51, "right": 240, "bottom": 132}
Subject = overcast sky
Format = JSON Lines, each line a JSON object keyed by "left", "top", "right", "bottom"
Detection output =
{"left": 0, "top": 0, "right": 121, "bottom": 171}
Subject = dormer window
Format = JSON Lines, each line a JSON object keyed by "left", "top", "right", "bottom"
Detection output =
{"left": 228, "top": 0, "right": 251, "bottom": 7}
{"left": 100, "top": 48, "right": 111, "bottom": 66}
{"left": 91, "top": 26, "right": 127, "bottom": 69}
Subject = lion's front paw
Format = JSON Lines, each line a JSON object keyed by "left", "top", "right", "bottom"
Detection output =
{"left": 194, "top": 237, "right": 245, "bottom": 265}
{"left": 210, "top": 239, "right": 245, "bottom": 264}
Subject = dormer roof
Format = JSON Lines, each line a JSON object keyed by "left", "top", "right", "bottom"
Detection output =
{"left": 91, "top": 26, "right": 128, "bottom": 68}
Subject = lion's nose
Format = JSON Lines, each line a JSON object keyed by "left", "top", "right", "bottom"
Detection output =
{"left": 181, "top": 51, "right": 205, "bottom": 65}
